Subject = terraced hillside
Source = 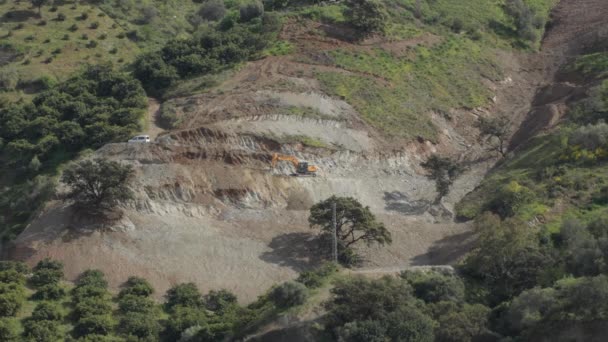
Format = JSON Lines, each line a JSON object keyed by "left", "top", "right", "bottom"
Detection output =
{"left": 4, "top": 0, "right": 592, "bottom": 302}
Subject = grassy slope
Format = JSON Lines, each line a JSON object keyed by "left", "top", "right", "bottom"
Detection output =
{"left": 456, "top": 53, "right": 608, "bottom": 233}
{"left": 308, "top": 0, "right": 556, "bottom": 140}
{"left": 0, "top": 0, "right": 140, "bottom": 102}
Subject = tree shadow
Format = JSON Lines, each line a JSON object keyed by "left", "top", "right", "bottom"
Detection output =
{"left": 3, "top": 10, "right": 38, "bottom": 22}
{"left": 260, "top": 232, "right": 325, "bottom": 272}
{"left": 411, "top": 230, "right": 476, "bottom": 266}
{"left": 383, "top": 191, "right": 430, "bottom": 215}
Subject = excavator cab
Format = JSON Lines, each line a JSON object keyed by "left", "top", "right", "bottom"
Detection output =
{"left": 296, "top": 162, "right": 309, "bottom": 175}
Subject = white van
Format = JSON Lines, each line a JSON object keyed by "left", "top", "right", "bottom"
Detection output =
{"left": 128, "top": 135, "right": 151, "bottom": 143}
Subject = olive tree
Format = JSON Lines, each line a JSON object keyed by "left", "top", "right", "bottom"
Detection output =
{"left": 61, "top": 158, "right": 134, "bottom": 215}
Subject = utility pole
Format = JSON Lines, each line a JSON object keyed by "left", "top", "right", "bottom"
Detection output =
{"left": 332, "top": 201, "right": 338, "bottom": 263}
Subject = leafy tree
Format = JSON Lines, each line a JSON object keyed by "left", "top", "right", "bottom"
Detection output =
{"left": 30, "top": 269, "right": 63, "bottom": 288}
{"left": 505, "top": 0, "right": 539, "bottom": 41}
{"left": 74, "top": 314, "right": 115, "bottom": 337}
{"left": 401, "top": 271, "right": 465, "bottom": 303}
{"left": 118, "top": 295, "right": 157, "bottom": 314}
{"left": 0, "top": 261, "right": 28, "bottom": 274}
{"left": 326, "top": 276, "right": 435, "bottom": 341}
{"left": 0, "top": 318, "right": 19, "bottom": 341}
{"left": 461, "top": 213, "right": 552, "bottom": 304}
{"left": 61, "top": 159, "right": 134, "bottom": 214}
{"left": 434, "top": 303, "right": 490, "bottom": 342}
{"left": 73, "top": 297, "right": 113, "bottom": 321}
{"left": 23, "top": 319, "right": 60, "bottom": 342}
{"left": 165, "top": 283, "right": 204, "bottom": 310}
{"left": 339, "top": 320, "right": 388, "bottom": 342}
{"left": 119, "top": 277, "right": 154, "bottom": 298}
{"left": 268, "top": 282, "right": 307, "bottom": 308}
{"left": 31, "top": 302, "right": 62, "bottom": 321}
{"left": 77, "top": 270, "right": 109, "bottom": 289}
{"left": 488, "top": 180, "right": 534, "bottom": 218}
{"left": 119, "top": 312, "right": 161, "bottom": 340}
{"left": 164, "top": 305, "right": 208, "bottom": 341}
{"left": 0, "top": 292, "right": 24, "bottom": 317}
{"left": 33, "top": 283, "right": 65, "bottom": 301}
{"left": 239, "top": 1, "right": 264, "bottom": 22}
{"left": 477, "top": 115, "right": 511, "bottom": 157}
{"left": 344, "top": 0, "right": 388, "bottom": 34}
{"left": 199, "top": 0, "right": 226, "bottom": 21}
{"left": 421, "top": 155, "right": 463, "bottom": 204}
{"left": 204, "top": 289, "right": 238, "bottom": 312}
{"left": 309, "top": 196, "right": 391, "bottom": 265}
{"left": 132, "top": 53, "right": 179, "bottom": 95}
{"left": 0, "top": 270, "right": 25, "bottom": 285}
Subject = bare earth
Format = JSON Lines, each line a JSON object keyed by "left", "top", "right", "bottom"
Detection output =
{"left": 12, "top": 0, "right": 608, "bottom": 303}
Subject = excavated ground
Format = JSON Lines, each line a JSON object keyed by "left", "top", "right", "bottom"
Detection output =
{"left": 13, "top": 0, "right": 608, "bottom": 302}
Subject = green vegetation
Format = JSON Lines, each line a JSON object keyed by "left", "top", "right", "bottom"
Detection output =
{"left": 309, "top": 196, "right": 392, "bottom": 266}
{"left": 0, "top": 259, "right": 320, "bottom": 341}
{"left": 0, "top": 1, "right": 140, "bottom": 102}
{"left": 316, "top": 36, "right": 501, "bottom": 140}
{"left": 0, "top": 66, "right": 146, "bottom": 241}
{"left": 421, "top": 154, "right": 463, "bottom": 204}
{"left": 61, "top": 159, "right": 134, "bottom": 215}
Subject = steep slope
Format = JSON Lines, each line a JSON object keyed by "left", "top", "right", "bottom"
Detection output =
{"left": 9, "top": 0, "right": 578, "bottom": 302}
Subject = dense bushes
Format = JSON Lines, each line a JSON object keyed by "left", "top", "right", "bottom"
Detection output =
{"left": 71, "top": 270, "right": 115, "bottom": 339}
{"left": 268, "top": 281, "right": 307, "bottom": 308}
{"left": 133, "top": 12, "right": 280, "bottom": 95}
{"left": 0, "top": 65, "right": 146, "bottom": 166}
{"left": 343, "top": 0, "right": 387, "bottom": 34}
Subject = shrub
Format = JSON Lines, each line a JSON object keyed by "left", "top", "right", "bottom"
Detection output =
{"left": 0, "top": 318, "right": 19, "bottom": 341}
{"left": 0, "top": 293, "right": 23, "bottom": 317}
{"left": 119, "top": 277, "right": 154, "bottom": 298}
{"left": 0, "top": 261, "right": 28, "bottom": 274}
{"left": 140, "top": 6, "right": 158, "bottom": 23}
{"left": 400, "top": 271, "right": 465, "bottom": 303}
{"left": 74, "top": 314, "right": 115, "bottom": 337}
{"left": 90, "top": 22, "right": 99, "bottom": 29}
{"left": 57, "top": 13, "right": 66, "bottom": 21}
{"left": 269, "top": 281, "right": 307, "bottom": 308}
{"left": 69, "top": 24, "right": 78, "bottom": 31}
{"left": 119, "top": 312, "right": 161, "bottom": 339}
{"left": 203, "top": 289, "right": 237, "bottom": 312}
{"left": 488, "top": 181, "right": 534, "bottom": 218}
{"left": 38, "top": 20, "right": 47, "bottom": 26}
{"left": 99, "top": 33, "right": 107, "bottom": 40}
{"left": 296, "top": 263, "right": 338, "bottom": 288}
{"left": 33, "top": 283, "right": 66, "bottom": 301}
{"left": 165, "top": 283, "right": 203, "bottom": 310}
{"left": 239, "top": 1, "right": 264, "bottom": 22}
{"left": 72, "top": 286, "right": 108, "bottom": 303}
{"left": 77, "top": 270, "right": 108, "bottom": 289}
{"left": 23, "top": 319, "right": 61, "bottom": 341}
{"left": 62, "top": 34, "right": 69, "bottom": 40}
{"left": 344, "top": 0, "right": 387, "bottom": 34}
{"left": 109, "top": 47, "right": 118, "bottom": 54}
{"left": 86, "top": 40, "right": 98, "bottom": 48}
{"left": 0, "top": 271, "right": 24, "bottom": 285}
{"left": 74, "top": 297, "right": 113, "bottom": 320}
{"left": 81, "top": 33, "right": 89, "bottom": 40}
{"left": 80, "top": 12, "right": 89, "bottom": 20}
{"left": 118, "top": 295, "right": 157, "bottom": 314}
{"left": 31, "top": 302, "right": 62, "bottom": 321}
{"left": 31, "top": 259, "right": 64, "bottom": 287}
{"left": 199, "top": 0, "right": 226, "bottom": 21}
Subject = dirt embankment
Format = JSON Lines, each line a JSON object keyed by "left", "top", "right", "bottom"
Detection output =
{"left": 11, "top": 0, "right": 607, "bottom": 303}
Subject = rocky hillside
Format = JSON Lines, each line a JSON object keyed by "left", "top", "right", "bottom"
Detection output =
{"left": 4, "top": 0, "right": 593, "bottom": 302}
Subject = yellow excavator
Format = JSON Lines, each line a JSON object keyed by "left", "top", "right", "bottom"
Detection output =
{"left": 271, "top": 153, "right": 319, "bottom": 177}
